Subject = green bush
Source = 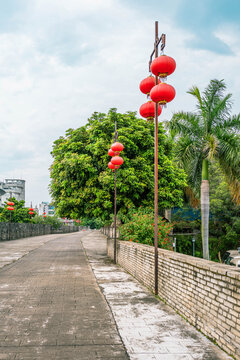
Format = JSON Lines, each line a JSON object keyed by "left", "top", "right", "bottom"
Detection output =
{"left": 33, "top": 215, "right": 62, "bottom": 229}
{"left": 120, "top": 206, "right": 173, "bottom": 250}
{"left": 80, "top": 217, "right": 104, "bottom": 229}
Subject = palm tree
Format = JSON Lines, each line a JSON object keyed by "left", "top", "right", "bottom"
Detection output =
{"left": 168, "top": 79, "right": 240, "bottom": 260}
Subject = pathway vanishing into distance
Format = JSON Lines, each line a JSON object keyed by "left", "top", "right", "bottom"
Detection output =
{"left": 0, "top": 233, "right": 128, "bottom": 360}
{"left": 0, "top": 231, "right": 233, "bottom": 360}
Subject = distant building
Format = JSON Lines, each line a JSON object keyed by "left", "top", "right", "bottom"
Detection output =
{"left": 0, "top": 179, "right": 25, "bottom": 206}
{"left": 38, "top": 202, "right": 55, "bottom": 216}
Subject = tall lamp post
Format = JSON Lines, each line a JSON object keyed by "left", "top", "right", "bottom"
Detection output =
{"left": 108, "top": 121, "right": 124, "bottom": 264}
{"left": 139, "top": 21, "right": 176, "bottom": 295}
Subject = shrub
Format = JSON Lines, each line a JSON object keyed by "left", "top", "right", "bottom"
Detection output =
{"left": 33, "top": 215, "right": 62, "bottom": 229}
{"left": 120, "top": 206, "right": 173, "bottom": 250}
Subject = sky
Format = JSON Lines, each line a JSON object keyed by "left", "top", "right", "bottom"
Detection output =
{"left": 0, "top": 0, "right": 239, "bottom": 207}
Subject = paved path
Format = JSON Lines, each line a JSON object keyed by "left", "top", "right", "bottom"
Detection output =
{"left": 0, "top": 233, "right": 128, "bottom": 359}
{"left": 82, "top": 231, "right": 233, "bottom": 360}
{"left": 0, "top": 231, "right": 233, "bottom": 360}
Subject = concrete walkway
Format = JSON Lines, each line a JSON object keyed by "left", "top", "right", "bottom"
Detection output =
{"left": 0, "top": 232, "right": 128, "bottom": 359}
{"left": 82, "top": 231, "right": 233, "bottom": 360}
{"left": 0, "top": 230, "right": 233, "bottom": 360}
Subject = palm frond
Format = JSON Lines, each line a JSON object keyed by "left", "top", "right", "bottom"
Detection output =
{"left": 175, "top": 136, "right": 201, "bottom": 168}
{"left": 221, "top": 114, "right": 240, "bottom": 132}
{"left": 187, "top": 86, "right": 204, "bottom": 114}
{"left": 202, "top": 79, "right": 232, "bottom": 134}
{"left": 216, "top": 131, "right": 240, "bottom": 168}
{"left": 203, "top": 79, "right": 227, "bottom": 106}
{"left": 168, "top": 112, "right": 203, "bottom": 140}
{"left": 209, "top": 93, "right": 232, "bottom": 130}
{"left": 218, "top": 159, "right": 240, "bottom": 205}
{"left": 203, "top": 134, "right": 219, "bottom": 161}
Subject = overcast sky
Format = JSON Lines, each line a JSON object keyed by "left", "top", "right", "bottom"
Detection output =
{"left": 0, "top": 0, "right": 239, "bottom": 207}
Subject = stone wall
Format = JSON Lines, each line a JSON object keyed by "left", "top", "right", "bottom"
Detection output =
{"left": 107, "top": 238, "right": 240, "bottom": 360}
{"left": 0, "top": 223, "right": 79, "bottom": 241}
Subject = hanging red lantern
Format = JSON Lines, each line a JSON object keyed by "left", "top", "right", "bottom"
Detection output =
{"left": 108, "top": 149, "right": 115, "bottom": 157}
{"left": 111, "top": 156, "right": 124, "bottom": 169}
{"left": 150, "top": 83, "right": 175, "bottom": 104}
{"left": 7, "top": 201, "right": 14, "bottom": 206}
{"left": 111, "top": 142, "right": 124, "bottom": 155}
{"left": 29, "top": 207, "right": 34, "bottom": 211}
{"left": 7, "top": 206, "right": 14, "bottom": 211}
{"left": 29, "top": 211, "right": 34, "bottom": 215}
{"left": 108, "top": 162, "right": 115, "bottom": 170}
{"left": 139, "top": 76, "right": 160, "bottom": 95}
{"left": 139, "top": 101, "right": 162, "bottom": 121}
{"left": 151, "top": 55, "right": 176, "bottom": 78}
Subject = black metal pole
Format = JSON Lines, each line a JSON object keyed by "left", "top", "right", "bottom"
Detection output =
{"left": 154, "top": 20, "right": 159, "bottom": 296}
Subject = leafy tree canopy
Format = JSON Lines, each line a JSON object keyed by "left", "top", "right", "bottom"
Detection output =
{"left": 50, "top": 109, "right": 187, "bottom": 221}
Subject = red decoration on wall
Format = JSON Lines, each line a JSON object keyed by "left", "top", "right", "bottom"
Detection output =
{"left": 150, "top": 83, "right": 175, "bottom": 104}
{"left": 150, "top": 55, "right": 176, "bottom": 78}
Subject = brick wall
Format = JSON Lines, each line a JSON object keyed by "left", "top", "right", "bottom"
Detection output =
{"left": 107, "top": 238, "right": 240, "bottom": 360}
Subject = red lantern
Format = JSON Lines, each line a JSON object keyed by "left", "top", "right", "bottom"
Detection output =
{"left": 29, "top": 208, "right": 34, "bottom": 211}
{"left": 139, "top": 101, "right": 162, "bottom": 121}
{"left": 29, "top": 211, "right": 34, "bottom": 215}
{"left": 108, "top": 162, "right": 115, "bottom": 170}
{"left": 108, "top": 149, "right": 115, "bottom": 157}
{"left": 7, "top": 201, "right": 14, "bottom": 206}
{"left": 111, "top": 156, "right": 124, "bottom": 169}
{"left": 139, "top": 76, "right": 160, "bottom": 95}
{"left": 111, "top": 142, "right": 124, "bottom": 155}
{"left": 150, "top": 83, "right": 175, "bottom": 105}
{"left": 7, "top": 206, "right": 14, "bottom": 211}
{"left": 151, "top": 55, "right": 176, "bottom": 78}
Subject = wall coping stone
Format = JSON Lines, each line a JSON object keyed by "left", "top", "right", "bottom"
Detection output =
{"left": 119, "top": 240, "right": 240, "bottom": 280}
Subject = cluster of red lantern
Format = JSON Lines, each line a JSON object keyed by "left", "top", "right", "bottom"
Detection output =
{"left": 7, "top": 201, "right": 14, "bottom": 212}
{"left": 108, "top": 142, "right": 124, "bottom": 171}
{"left": 29, "top": 207, "right": 34, "bottom": 216}
{"left": 139, "top": 55, "right": 176, "bottom": 121}
{"left": 43, "top": 212, "right": 46, "bottom": 218}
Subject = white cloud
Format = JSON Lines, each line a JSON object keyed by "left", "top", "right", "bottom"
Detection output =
{"left": 0, "top": 0, "right": 239, "bottom": 206}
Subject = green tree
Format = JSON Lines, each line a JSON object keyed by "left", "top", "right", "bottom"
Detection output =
{"left": 50, "top": 109, "right": 186, "bottom": 221}
{"left": 168, "top": 79, "right": 240, "bottom": 259}
{"left": 0, "top": 198, "right": 36, "bottom": 223}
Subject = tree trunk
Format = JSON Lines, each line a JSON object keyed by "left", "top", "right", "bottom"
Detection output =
{"left": 201, "top": 159, "right": 209, "bottom": 260}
